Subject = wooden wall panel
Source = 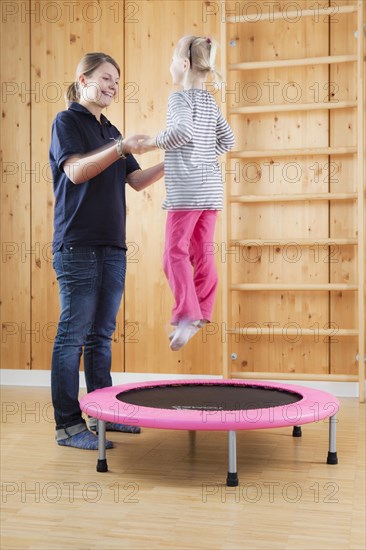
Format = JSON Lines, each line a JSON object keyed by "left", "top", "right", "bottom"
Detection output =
{"left": 30, "top": 1, "right": 125, "bottom": 370}
{"left": 1, "top": 1, "right": 31, "bottom": 370}
{"left": 124, "top": 0, "right": 223, "bottom": 374}
{"left": 1, "top": 0, "right": 362, "bottom": 382}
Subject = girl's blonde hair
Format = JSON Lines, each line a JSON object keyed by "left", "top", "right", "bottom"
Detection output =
{"left": 66, "top": 52, "right": 120, "bottom": 105}
{"left": 175, "top": 35, "right": 222, "bottom": 83}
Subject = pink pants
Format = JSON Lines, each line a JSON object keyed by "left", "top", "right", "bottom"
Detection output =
{"left": 163, "top": 210, "right": 218, "bottom": 325}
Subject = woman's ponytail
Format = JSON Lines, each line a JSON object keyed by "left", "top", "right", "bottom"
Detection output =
{"left": 65, "top": 81, "right": 80, "bottom": 106}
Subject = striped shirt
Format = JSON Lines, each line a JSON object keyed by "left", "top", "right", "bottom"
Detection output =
{"left": 156, "top": 89, "right": 235, "bottom": 210}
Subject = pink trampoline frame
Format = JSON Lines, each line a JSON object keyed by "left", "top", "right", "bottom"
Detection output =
{"left": 79, "top": 379, "right": 340, "bottom": 486}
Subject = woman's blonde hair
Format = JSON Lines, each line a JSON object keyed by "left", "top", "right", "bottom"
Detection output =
{"left": 66, "top": 52, "right": 120, "bottom": 105}
{"left": 175, "top": 35, "right": 222, "bottom": 83}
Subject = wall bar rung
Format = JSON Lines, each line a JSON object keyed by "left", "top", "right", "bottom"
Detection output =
{"left": 230, "top": 101, "right": 357, "bottom": 115}
{"left": 229, "top": 328, "right": 358, "bottom": 337}
{"left": 226, "top": 5, "right": 357, "bottom": 23}
{"left": 229, "top": 55, "right": 357, "bottom": 71}
{"left": 230, "top": 146, "right": 357, "bottom": 159}
{"left": 230, "top": 193, "right": 357, "bottom": 203}
{"left": 231, "top": 284, "right": 358, "bottom": 291}
{"left": 230, "top": 373, "right": 359, "bottom": 382}
{"left": 230, "top": 238, "right": 358, "bottom": 246}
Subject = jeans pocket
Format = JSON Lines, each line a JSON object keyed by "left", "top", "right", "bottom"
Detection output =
{"left": 56, "top": 249, "right": 98, "bottom": 295}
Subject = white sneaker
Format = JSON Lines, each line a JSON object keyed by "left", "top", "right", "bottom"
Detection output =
{"left": 170, "top": 320, "right": 201, "bottom": 351}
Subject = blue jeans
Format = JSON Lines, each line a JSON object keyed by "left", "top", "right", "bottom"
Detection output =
{"left": 51, "top": 246, "right": 126, "bottom": 440}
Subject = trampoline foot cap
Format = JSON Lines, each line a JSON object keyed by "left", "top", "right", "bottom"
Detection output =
{"left": 97, "top": 459, "right": 108, "bottom": 472}
{"left": 292, "top": 426, "right": 302, "bottom": 437}
{"left": 226, "top": 472, "right": 239, "bottom": 487}
{"left": 327, "top": 451, "right": 338, "bottom": 465}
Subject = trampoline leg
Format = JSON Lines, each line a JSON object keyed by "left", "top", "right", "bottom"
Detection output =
{"left": 226, "top": 431, "right": 239, "bottom": 487}
{"left": 96, "top": 419, "right": 108, "bottom": 472}
{"left": 327, "top": 414, "right": 338, "bottom": 465}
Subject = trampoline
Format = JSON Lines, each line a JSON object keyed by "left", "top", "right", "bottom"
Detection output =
{"left": 79, "top": 379, "right": 339, "bottom": 486}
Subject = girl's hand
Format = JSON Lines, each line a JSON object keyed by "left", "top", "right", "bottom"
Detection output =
{"left": 139, "top": 136, "right": 158, "bottom": 152}
{"left": 126, "top": 135, "right": 157, "bottom": 154}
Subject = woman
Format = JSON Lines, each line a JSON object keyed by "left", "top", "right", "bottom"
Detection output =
{"left": 49, "top": 52, "right": 163, "bottom": 450}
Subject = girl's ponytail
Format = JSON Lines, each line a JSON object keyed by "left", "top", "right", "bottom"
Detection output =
{"left": 206, "top": 39, "right": 222, "bottom": 84}
{"left": 177, "top": 36, "right": 223, "bottom": 85}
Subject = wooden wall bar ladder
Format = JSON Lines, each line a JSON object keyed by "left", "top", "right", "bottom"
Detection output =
{"left": 221, "top": 1, "right": 365, "bottom": 400}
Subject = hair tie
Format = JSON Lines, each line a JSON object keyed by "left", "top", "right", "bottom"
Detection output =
{"left": 206, "top": 37, "right": 211, "bottom": 44}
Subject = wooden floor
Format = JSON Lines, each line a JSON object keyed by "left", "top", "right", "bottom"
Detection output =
{"left": 0, "top": 386, "right": 365, "bottom": 550}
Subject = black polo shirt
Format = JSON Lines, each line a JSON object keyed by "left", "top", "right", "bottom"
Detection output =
{"left": 49, "top": 102, "right": 140, "bottom": 252}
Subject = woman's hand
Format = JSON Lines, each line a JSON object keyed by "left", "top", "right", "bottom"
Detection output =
{"left": 63, "top": 134, "right": 159, "bottom": 184}
{"left": 123, "top": 135, "right": 157, "bottom": 154}
{"left": 122, "top": 134, "right": 151, "bottom": 155}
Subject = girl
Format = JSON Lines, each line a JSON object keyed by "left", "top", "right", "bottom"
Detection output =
{"left": 50, "top": 52, "right": 164, "bottom": 449}
{"left": 142, "top": 36, "right": 234, "bottom": 350}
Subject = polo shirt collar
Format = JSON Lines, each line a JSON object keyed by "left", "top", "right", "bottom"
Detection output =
{"left": 68, "top": 101, "right": 111, "bottom": 126}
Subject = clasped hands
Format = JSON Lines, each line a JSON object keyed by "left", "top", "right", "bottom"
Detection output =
{"left": 123, "top": 134, "right": 157, "bottom": 155}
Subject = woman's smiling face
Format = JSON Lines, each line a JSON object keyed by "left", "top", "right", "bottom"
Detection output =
{"left": 79, "top": 61, "right": 120, "bottom": 107}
